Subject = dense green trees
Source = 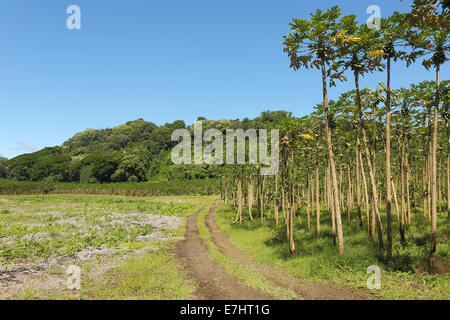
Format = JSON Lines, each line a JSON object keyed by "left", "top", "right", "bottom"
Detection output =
{"left": 0, "top": 157, "right": 9, "bottom": 179}
{"left": 111, "top": 156, "right": 147, "bottom": 182}
{"left": 80, "top": 151, "right": 120, "bottom": 183}
{"left": 4, "top": 112, "right": 288, "bottom": 184}
{"left": 30, "top": 154, "right": 73, "bottom": 182}
{"left": 7, "top": 147, "right": 63, "bottom": 181}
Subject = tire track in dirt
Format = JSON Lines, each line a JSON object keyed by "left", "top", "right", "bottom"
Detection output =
{"left": 176, "top": 206, "right": 271, "bottom": 300}
{"left": 205, "top": 206, "right": 374, "bottom": 300}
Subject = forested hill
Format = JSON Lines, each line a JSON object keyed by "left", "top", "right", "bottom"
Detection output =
{"left": 0, "top": 111, "right": 292, "bottom": 184}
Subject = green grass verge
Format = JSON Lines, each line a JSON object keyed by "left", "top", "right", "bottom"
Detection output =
{"left": 197, "top": 207, "right": 300, "bottom": 300}
{"left": 215, "top": 204, "right": 450, "bottom": 300}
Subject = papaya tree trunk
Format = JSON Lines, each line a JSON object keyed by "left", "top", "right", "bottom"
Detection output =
{"left": 385, "top": 56, "right": 393, "bottom": 257}
{"left": 431, "top": 65, "right": 440, "bottom": 255}
{"left": 315, "top": 142, "right": 321, "bottom": 235}
{"left": 321, "top": 58, "right": 344, "bottom": 254}
{"left": 355, "top": 71, "right": 384, "bottom": 257}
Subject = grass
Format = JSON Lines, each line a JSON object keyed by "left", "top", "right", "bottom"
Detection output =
{"left": 197, "top": 207, "right": 299, "bottom": 300}
{"left": 0, "top": 194, "right": 211, "bottom": 299}
{"left": 0, "top": 194, "right": 205, "bottom": 262}
{"left": 11, "top": 242, "right": 197, "bottom": 300}
{"left": 81, "top": 242, "right": 196, "bottom": 300}
{"left": 215, "top": 204, "right": 450, "bottom": 300}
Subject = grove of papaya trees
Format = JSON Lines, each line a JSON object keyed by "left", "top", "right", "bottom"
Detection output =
{"left": 220, "top": 1, "right": 449, "bottom": 266}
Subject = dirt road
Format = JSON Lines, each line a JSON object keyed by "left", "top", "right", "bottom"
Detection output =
{"left": 178, "top": 203, "right": 373, "bottom": 300}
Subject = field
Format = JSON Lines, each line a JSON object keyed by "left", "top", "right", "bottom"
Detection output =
{"left": 0, "top": 194, "right": 212, "bottom": 299}
{"left": 0, "top": 192, "right": 448, "bottom": 300}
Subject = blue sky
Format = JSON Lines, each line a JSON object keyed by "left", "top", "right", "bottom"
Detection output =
{"left": 0, "top": 0, "right": 447, "bottom": 159}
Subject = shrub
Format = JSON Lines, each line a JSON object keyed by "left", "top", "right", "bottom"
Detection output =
{"left": 42, "top": 177, "right": 56, "bottom": 194}
{"left": 79, "top": 165, "right": 95, "bottom": 184}
{"left": 82, "top": 151, "right": 120, "bottom": 183}
{"left": 111, "top": 156, "right": 147, "bottom": 182}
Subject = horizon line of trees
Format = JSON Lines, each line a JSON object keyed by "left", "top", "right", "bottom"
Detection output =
{"left": 0, "top": 112, "right": 292, "bottom": 184}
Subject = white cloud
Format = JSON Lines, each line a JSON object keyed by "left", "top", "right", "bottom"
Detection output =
{"left": 12, "top": 141, "right": 38, "bottom": 153}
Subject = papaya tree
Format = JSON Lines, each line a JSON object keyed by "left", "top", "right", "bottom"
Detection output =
{"left": 333, "top": 18, "right": 387, "bottom": 257}
{"left": 410, "top": 6, "right": 449, "bottom": 255}
{"left": 283, "top": 6, "right": 346, "bottom": 254}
